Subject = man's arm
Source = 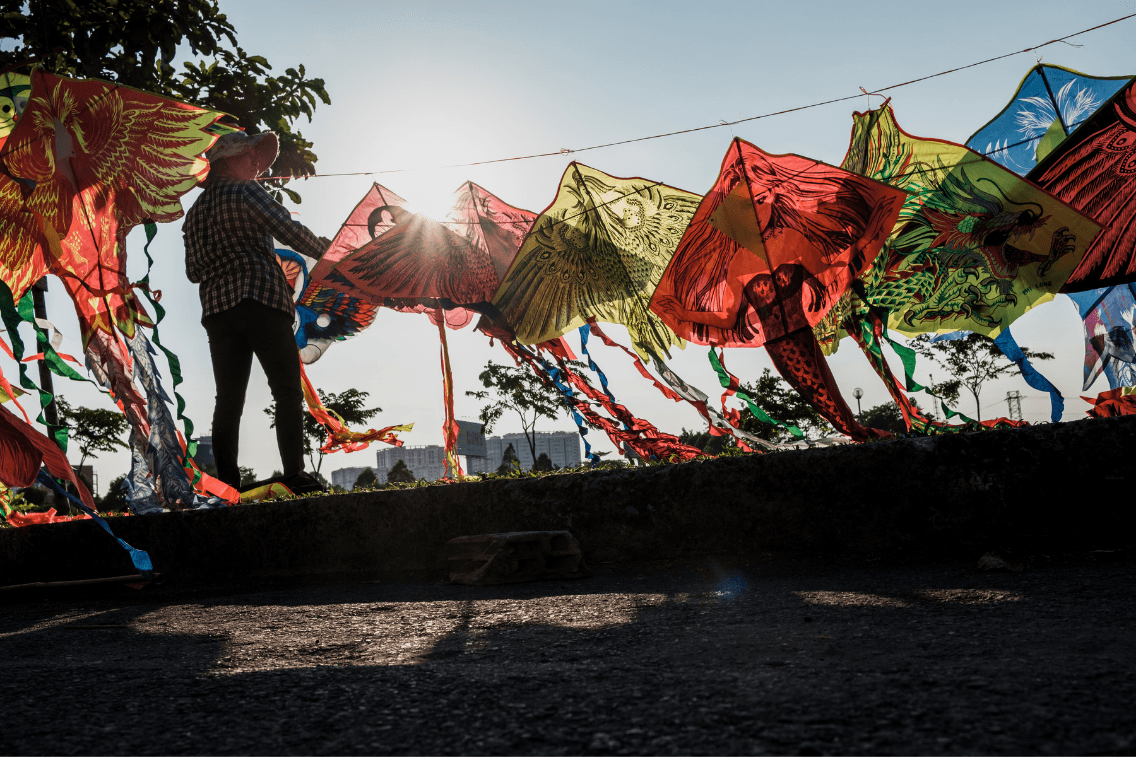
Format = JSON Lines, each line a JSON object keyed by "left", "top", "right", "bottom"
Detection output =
{"left": 241, "top": 182, "right": 327, "bottom": 259}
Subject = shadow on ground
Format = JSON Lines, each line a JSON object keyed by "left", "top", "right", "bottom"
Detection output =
{"left": 1, "top": 551, "right": 1134, "bottom": 755}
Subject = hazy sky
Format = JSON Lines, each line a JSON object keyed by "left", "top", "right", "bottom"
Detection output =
{"left": 7, "top": 1, "right": 1135, "bottom": 491}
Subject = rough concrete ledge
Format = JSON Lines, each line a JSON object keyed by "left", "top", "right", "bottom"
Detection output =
{"left": 2, "top": 416, "right": 1133, "bottom": 586}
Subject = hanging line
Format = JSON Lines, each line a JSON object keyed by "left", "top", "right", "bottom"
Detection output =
{"left": 249, "top": 13, "right": 1136, "bottom": 180}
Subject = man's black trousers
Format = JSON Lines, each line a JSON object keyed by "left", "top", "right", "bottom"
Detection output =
{"left": 202, "top": 298, "right": 304, "bottom": 489}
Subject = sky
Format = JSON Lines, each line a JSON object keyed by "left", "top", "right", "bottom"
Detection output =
{"left": 5, "top": 0, "right": 1136, "bottom": 493}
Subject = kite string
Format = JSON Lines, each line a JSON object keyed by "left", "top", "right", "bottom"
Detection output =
{"left": 257, "top": 12, "right": 1136, "bottom": 180}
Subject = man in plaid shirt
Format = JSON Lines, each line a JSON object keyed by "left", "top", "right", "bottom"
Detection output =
{"left": 184, "top": 131, "right": 326, "bottom": 494}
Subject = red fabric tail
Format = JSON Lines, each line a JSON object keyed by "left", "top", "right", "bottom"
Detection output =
{"left": 436, "top": 312, "right": 464, "bottom": 480}
{"left": 0, "top": 403, "right": 95, "bottom": 511}
{"left": 764, "top": 327, "right": 889, "bottom": 441}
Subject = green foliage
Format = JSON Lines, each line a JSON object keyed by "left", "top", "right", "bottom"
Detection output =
{"left": 386, "top": 458, "right": 415, "bottom": 484}
{"left": 266, "top": 388, "right": 381, "bottom": 473}
{"left": 496, "top": 443, "right": 521, "bottom": 475}
{"left": 239, "top": 466, "right": 257, "bottom": 487}
{"left": 15, "top": 484, "right": 47, "bottom": 506}
{"left": 860, "top": 400, "right": 920, "bottom": 434}
{"left": 533, "top": 452, "right": 554, "bottom": 472}
{"left": 98, "top": 474, "right": 130, "bottom": 511}
{"left": 677, "top": 428, "right": 734, "bottom": 455}
{"left": 353, "top": 467, "right": 377, "bottom": 490}
{"left": 1, "top": 0, "right": 331, "bottom": 200}
{"left": 735, "top": 369, "right": 833, "bottom": 442}
{"left": 910, "top": 333, "right": 1053, "bottom": 420}
{"left": 54, "top": 397, "right": 129, "bottom": 467}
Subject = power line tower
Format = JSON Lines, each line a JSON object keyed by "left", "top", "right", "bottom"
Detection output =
{"left": 1006, "top": 390, "right": 1023, "bottom": 421}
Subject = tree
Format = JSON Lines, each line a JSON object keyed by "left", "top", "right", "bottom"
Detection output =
{"left": 98, "top": 474, "right": 130, "bottom": 512}
{"left": 910, "top": 333, "right": 1054, "bottom": 420}
{"left": 265, "top": 388, "right": 381, "bottom": 474}
{"left": 353, "top": 467, "right": 377, "bottom": 490}
{"left": 677, "top": 428, "right": 736, "bottom": 455}
{"left": 533, "top": 452, "right": 554, "bottom": 472}
{"left": 496, "top": 443, "right": 521, "bottom": 475}
{"left": 386, "top": 459, "right": 415, "bottom": 484}
{"left": 467, "top": 360, "right": 591, "bottom": 467}
{"left": 735, "top": 369, "right": 834, "bottom": 442}
{"left": 54, "top": 397, "right": 129, "bottom": 467}
{"left": 239, "top": 466, "right": 257, "bottom": 487}
{"left": 860, "top": 400, "right": 922, "bottom": 434}
{"left": 2, "top": 0, "right": 331, "bottom": 200}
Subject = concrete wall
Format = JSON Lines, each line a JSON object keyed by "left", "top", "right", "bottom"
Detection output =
{"left": 2, "top": 416, "right": 1132, "bottom": 586}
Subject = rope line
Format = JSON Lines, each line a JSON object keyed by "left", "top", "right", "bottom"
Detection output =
{"left": 256, "top": 12, "right": 1136, "bottom": 181}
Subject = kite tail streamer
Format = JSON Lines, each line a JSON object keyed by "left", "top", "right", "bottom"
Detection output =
{"left": 137, "top": 223, "right": 201, "bottom": 462}
{"left": 763, "top": 327, "right": 888, "bottom": 441}
{"left": 709, "top": 348, "right": 804, "bottom": 439}
{"left": 1082, "top": 386, "right": 1136, "bottom": 417}
{"left": 578, "top": 325, "right": 622, "bottom": 408}
{"left": 84, "top": 329, "right": 148, "bottom": 434}
{"left": 872, "top": 316, "right": 1030, "bottom": 430}
{"left": 127, "top": 329, "right": 231, "bottom": 509}
{"left": 499, "top": 340, "right": 601, "bottom": 466}
{"left": 850, "top": 311, "right": 1029, "bottom": 432}
{"left": 641, "top": 348, "right": 780, "bottom": 452}
{"left": 993, "top": 329, "right": 1064, "bottom": 423}
{"left": 0, "top": 281, "right": 77, "bottom": 449}
{"left": 34, "top": 469, "right": 153, "bottom": 580}
{"left": 586, "top": 320, "right": 684, "bottom": 402}
{"left": 0, "top": 355, "right": 30, "bottom": 425}
{"left": 436, "top": 312, "right": 463, "bottom": 480}
{"left": 584, "top": 320, "right": 750, "bottom": 445}
{"left": 848, "top": 311, "right": 939, "bottom": 433}
{"left": 299, "top": 362, "right": 412, "bottom": 453}
{"left": 545, "top": 336, "right": 701, "bottom": 462}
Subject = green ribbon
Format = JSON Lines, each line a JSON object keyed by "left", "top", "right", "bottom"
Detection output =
{"left": 0, "top": 281, "right": 71, "bottom": 450}
{"left": 707, "top": 348, "right": 803, "bottom": 438}
{"left": 868, "top": 309, "right": 984, "bottom": 428}
{"left": 137, "top": 222, "right": 197, "bottom": 461}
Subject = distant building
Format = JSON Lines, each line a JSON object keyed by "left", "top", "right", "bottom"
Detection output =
{"left": 375, "top": 445, "right": 447, "bottom": 483}
{"left": 466, "top": 431, "right": 581, "bottom": 474}
{"left": 195, "top": 436, "right": 216, "bottom": 469}
{"left": 330, "top": 466, "right": 371, "bottom": 491}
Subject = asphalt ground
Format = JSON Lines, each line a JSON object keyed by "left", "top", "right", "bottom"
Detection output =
{"left": 1, "top": 549, "right": 1133, "bottom": 755}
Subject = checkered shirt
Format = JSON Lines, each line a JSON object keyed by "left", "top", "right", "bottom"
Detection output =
{"left": 184, "top": 177, "right": 324, "bottom": 319}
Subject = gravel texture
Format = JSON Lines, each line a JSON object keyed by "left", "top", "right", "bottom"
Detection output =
{"left": 1, "top": 550, "right": 1134, "bottom": 755}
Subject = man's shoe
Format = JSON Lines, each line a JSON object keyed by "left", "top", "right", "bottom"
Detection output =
{"left": 283, "top": 470, "right": 328, "bottom": 495}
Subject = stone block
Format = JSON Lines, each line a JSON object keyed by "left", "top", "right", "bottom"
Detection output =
{"left": 446, "top": 530, "right": 587, "bottom": 585}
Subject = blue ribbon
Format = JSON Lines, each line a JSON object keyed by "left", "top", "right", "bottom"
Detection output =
{"left": 994, "top": 329, "right": 1064, "bottom": 423}
{"left": 35, "top": 470, "right": 154, "bottom": 579}
{"left": 523, "top": 346, "right": 601, "bottom": 467}
{"left": 578, "top": 324, "right": 635, "bottom": 434}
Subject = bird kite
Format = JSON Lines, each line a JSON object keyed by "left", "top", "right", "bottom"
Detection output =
{"left": 967, "top": 64, "right": 1131, "bottom": 174}
{"left": 1028, "top": 77, "right": 1136, "bottom": 292}
{"left": 492, "top": 162, "right": 699, "bottom": 360}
